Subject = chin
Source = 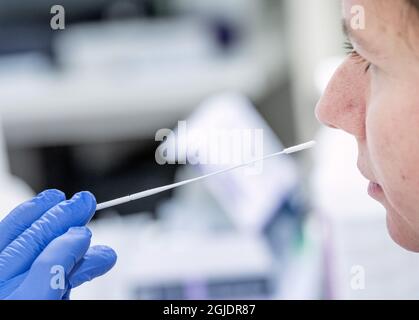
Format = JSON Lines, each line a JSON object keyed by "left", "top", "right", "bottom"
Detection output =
{"left": 386, "top": 208, "right": 419, "bottom": 252}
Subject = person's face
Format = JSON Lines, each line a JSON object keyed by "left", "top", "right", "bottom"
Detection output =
{"left": 316, "top": 0, "right": 419, "bottom": 251}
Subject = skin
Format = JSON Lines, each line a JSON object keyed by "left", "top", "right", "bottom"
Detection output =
{"left": 315, "top": 0, "right": 419, "bottom": 251}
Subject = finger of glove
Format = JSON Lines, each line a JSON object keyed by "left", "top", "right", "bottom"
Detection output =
{"left": 0, "top": 190, "right": 65, "bottom": 252}
{"left": 68, "top": 245, "right": 117, "bottom": 289}
{"left": 5, "top": 227, "right": 91, "bottom": 300}
{"left": 0, "top": 191, "right": 96, "bottom": 281}
{"left": 0, "top": 272, "right": 27, "bottom": 300}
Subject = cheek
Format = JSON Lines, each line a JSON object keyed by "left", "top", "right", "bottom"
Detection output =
{"left": 366, "top": 87, "right": 419, "bottom": 223}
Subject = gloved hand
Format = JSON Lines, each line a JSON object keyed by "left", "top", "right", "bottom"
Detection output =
{"left": 0, "top": 189, "right": 117, "bottom": 300}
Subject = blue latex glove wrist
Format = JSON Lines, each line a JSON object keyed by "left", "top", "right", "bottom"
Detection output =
{"left": 0, "top": 189, "right": 117, "bottom": 300}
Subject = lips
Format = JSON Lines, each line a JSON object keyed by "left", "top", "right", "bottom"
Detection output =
{"left": 368, "top": 181, "right": 384, "bottom": 199}
{"left": 357, "top": 162, "right": 385, "bottom": 201}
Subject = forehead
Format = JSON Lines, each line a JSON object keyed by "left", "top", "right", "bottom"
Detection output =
{"left": 343, "top": 0, "right": 407, "bottom": 28}
{"left": 343, "top": 0, "right": 419, "bottom": 70}
{"left": 342, "top": 0, "right": 411, "bottom": 43}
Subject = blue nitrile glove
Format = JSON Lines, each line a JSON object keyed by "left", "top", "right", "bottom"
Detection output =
{"left": 0, "top": 189, "right": 117, "bottom": 300}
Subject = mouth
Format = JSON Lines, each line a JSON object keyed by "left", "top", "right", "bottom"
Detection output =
{"left": 357, "top": 163, "right": 385, "bottom": 201}
{"left": 367, "top": 181, "right": 384, "bottom": 201}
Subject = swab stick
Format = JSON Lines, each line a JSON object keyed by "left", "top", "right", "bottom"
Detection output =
{"left": 95, "top": 141, "right": 315, "bottom": 211}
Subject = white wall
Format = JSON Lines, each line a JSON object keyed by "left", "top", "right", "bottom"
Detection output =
{"left": 283, "top": 0, "right": 343, "bottom": 142}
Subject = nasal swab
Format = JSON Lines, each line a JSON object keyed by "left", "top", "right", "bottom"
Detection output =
{"left": 95, "top": 140, "right": 315, "bottom": 211}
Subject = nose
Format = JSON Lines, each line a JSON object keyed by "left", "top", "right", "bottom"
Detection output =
{"left": 315, "top": 57, "right": 369, "bottom": 139}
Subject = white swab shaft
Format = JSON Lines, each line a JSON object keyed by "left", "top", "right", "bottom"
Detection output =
{"left": 283, "top": 141, "right": 316, "bottom": 154}
{"left": 95, "top": 140, "right": 315, "bottom": 211}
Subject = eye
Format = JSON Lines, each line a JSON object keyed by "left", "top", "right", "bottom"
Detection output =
{"left": 344, "top": 41, "right": 372, "bottom": 73}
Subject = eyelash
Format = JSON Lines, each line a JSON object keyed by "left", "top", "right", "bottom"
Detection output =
{"left": 344, "top": 41, "right": 372, "bottom": 73}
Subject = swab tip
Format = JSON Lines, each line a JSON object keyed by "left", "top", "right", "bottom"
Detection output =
{"left": 284, "top": 140, "right": 316, "bottom": 154}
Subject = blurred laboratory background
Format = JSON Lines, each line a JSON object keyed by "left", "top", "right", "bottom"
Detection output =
{"left": 1, "top": 0, "right": 419, "bottom": 300}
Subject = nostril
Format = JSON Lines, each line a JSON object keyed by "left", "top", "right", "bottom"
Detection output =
{"left": 315, "top": 102, "right": 339, "bottom": 130}
{"left": 325, "top": 123, "right": 338, "bottom": 129}
{"left": 315, "top": 108, "right": 338, "bottom": 129}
